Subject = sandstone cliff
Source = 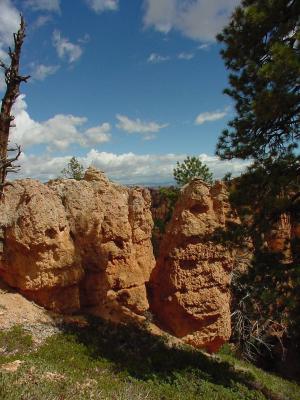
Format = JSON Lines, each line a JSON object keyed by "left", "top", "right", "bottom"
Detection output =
{"left": 0, "top": 168, "right": 155, "bottom": 323}
{"left": 149, "top": 179, "right": 237, "bottom": 352}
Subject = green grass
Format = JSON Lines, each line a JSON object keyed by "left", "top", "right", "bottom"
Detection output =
{"left": 0, "top": 320, "right": 299, "bottom": 400}
{"left": 0, "top": 325, "right": 33, "bottom": 357}
{"left": 218, "top": 344, "right": 300, "bottom": 400}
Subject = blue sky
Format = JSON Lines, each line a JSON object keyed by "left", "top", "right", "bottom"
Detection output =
{"left": 0, "top": 0, "right": 249, "bottom": 184}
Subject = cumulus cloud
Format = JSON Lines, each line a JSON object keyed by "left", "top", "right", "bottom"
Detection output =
{"left": 116, "top": 114, "right": 168, "bottom": 139}
{"left": 25, "top": 0, "right": 60, "bottom": 12}
{"left": 84, "top": 123, "right": 111, "bottom": 145}
{"left": 143, "top": 0, "right": 177, "bottom": 34}
{"left": 15, "top": 150, "right": 250, "bottom": 184}
{"left": 177, "top": 52, "right": 194, "bottom": 60}
{"left": 195, "top": 109, "right": 229, "bottom": 125}
{"left": 10, "top": 95, "right": 111, "bottom": 151}
{"left": 0, "top": 0, "right": 20, "bottom": 47}
{"left": 147, "top": 53, "right": 170, "bottom": 64}
{"left": 85, "top": 0, "right": 119, "bottom": 13}
{"left": 52, "top": 30, "right": 83, "bottom": 63}
{"left": 17, "top": 152, "right": 73, "bottom": 181}
{"left": 143, "top": 0, "right": 240, "bottom": 42}
{"left": 30, "top": 63, "right": 60, "bottom": 81}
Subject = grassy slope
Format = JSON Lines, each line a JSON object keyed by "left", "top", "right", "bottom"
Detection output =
{"left": 0, "top": 321, "right": 299, "bottom": 400}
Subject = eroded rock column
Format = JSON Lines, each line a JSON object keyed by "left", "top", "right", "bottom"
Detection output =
{"left": 149, "top": 179, "right": 234, "bottom": 352}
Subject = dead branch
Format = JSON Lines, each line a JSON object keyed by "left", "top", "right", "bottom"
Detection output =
{"left": 0, "top": 15, "right": 29, "bottom": 196}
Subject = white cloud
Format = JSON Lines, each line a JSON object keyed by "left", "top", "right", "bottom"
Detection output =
{"left": 10, "top": 95, "right": 111, "bottom": 151}
{"left": 177, "top": 52, "right": 194, "bottom": 60}
{"left": 15, "top": 150, "right": 250, "bottom": 184}
{"left": 32, "top": 15, "right": 53, "bottom": 29}
{"left": 17, "top": 152, "right": 76, "bottom": 181}
{"left": 31, "top": 64, "right": 60, "bottom": 81}
{"left": 25, "top": 0, "right": 60, "bottom": 12}
{"left": 85, "top": 0, "right": 119, "bottom": 13}
{"left": 195, "top": 109, "right": 229, "bottom": 125}
{"left": 83, "top": 123, "right": 111, "bottom": 145}
{"left": 143, "top": 0, "right": 177, "bottom": 34}
{"left": 198, "top": 43, "right": 210, "bottom": 50}
{"left": 52, "top": 30, "right": 83, "bottom": 63}
{"left": 116, "top": 114, "right": 168, "bottom": 138}
{"left": 0, "top": 0, "right": 20, "bottom": 46}
{"left": 143, "top": 0, "right": 240, "bottom": 42}
{"left": 78, "top": 33, "right": 91, "bottom": 44}
{"left": 147, "top": 53, "right": 170, "bottom": 64}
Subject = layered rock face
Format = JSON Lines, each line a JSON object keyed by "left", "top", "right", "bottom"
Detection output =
{"left": 149, "top": 179, "right": 236, "bottom": 352}
{"left": 0, "top": 168, "right": 155, "bottom": 323}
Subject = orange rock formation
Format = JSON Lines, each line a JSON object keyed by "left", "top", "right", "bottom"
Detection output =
{"left": 0, "top": 168, "right": 155, "bottom": 323}
{"left": 149, "top": 179, "right": 235, "bottom": 352}
{"left": 0, "top": 171, "right": 244, "bottom": 352}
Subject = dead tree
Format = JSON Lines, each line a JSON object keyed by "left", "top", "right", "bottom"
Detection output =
{"left": 0, "top": 15, "right": 30, "bottom": 195}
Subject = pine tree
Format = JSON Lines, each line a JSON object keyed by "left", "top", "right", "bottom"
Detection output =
{"left": 61, "top": 157, "right": 84, "bottom": 180}
{"left": 173, "top": 156, "right": 213, "bottom": 186}
{"left": 216, "top": 1, "right": 300, "bottom": 365}
{"left": 216, "top": 0, "right": 300, "bottom": 161}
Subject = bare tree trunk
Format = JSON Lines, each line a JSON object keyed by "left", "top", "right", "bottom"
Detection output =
{"left": 0, "top": 15, "right": 30, "bottom": 195}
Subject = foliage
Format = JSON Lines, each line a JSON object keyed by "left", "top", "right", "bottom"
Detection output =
{"left": 173, "top": 156, "right": 213, "bottom": 186}
{"left": 230, "top": 252, "right": 300, "bottom": 375}
{"left": 1, "top": 321, "right": 300, "bottom": 399}
{"left": 60, "top": 156, "right": 85, "bottom": 180}
{"left": 151, "top": 187, "right": 180, "bottom": 257}
{"left": 216, "top": 0, "right": 300, "bottom": 161}
{"left": 0, "top": 325, "right": 33, "bottom": 357}
{"left": 158, "top": 187, "right": 180, "bottom": 208}
{"left": 227, "top": 159, "right": 300, "bottom": 375}
{"left": 216, "top": 0, "right": 300, "bottom": 373}
{"left": 222, "top": 172, "right": 232, "bottom": 183}
{"left": 228, "top": 155, "right": 300, "bottom": 244}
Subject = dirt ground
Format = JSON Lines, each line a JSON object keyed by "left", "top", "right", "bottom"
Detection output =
{"left": 0, "top": 280, "right": 63, "bottom": 343}
{"left": 0, "top": 279, "right": 182, "bottom": 347}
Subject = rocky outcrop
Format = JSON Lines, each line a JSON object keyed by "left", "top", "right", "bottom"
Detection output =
{"left": 149, "top": 179, "right": 237, "bottom": 352}
{"left": 0, "top": 168, "right": 155, "bottom": 323}
{"left": 0, "top": 171, "right": 243, "bottom": 352}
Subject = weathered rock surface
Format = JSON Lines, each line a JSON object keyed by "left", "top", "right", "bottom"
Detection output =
{"left": 0, "top": 170, "right": 243, "bottom": 352}
{"left": 0, "top": 168, "right": 155, "bottom": 323}
{"left": 149, "top": 179, "right": 236, "bottom": 352}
